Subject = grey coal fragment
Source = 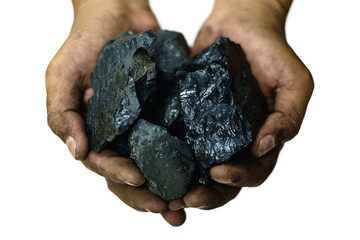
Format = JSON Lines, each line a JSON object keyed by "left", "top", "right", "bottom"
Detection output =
{"left": 129, "top": 119, "right": 195, "bottom": 201}
{"left": 179, "top": 37, "right": 267, "bottom": 167}
{"left": 87, "top": 31, "right": 157, "bottom": 153}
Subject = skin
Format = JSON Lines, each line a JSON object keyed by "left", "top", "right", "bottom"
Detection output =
{"left": 46, "top": 0, "right": 313, "bottom": 227}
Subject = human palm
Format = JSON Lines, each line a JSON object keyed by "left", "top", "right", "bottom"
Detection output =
{"left": 189, "top": 7, "right": 313, "bottom": 189}
{"left": 46, "top": 0, "right": 188, "bottom": 226}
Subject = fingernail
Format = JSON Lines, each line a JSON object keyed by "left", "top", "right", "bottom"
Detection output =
{"left": 214, "top": 177, "right": 233, "bottom": 185}
{"left": 66, "top": 136, "right": 77, "bottom": 159}
{"left": 198, "top": 206, "right": 208, "bottom": 209}
{"left": 257, "top": 135, "right": 275, "bottom": 157}
{"left": 123, "top": 181, "right": 139, "bottom": 187}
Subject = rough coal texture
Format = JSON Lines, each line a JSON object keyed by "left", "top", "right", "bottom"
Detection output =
{"left": 87, "top": 31, "right": 157, "bottom": 153}
{"left": 152, "top": 30, "right": 190, "bottom": 85}
{"left": 179, "top": 37, "right": 267, "bottom": 168}
{"left": 140, "top": 30, "right": 189, "bottom": 140}
{"left": 140, "top": 86, "right": 187, "bottom": 142}
{"left": 107, "top": 131, "right": 131, "bottom": 158}
{"left": 129, "top": 119, "right": 195, "bottom": 201}
{"left": 86, "top": 30, "right": 267, "bottom": 197}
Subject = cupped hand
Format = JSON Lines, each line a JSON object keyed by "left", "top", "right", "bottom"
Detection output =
{"left": 46, "top": 0, "right": 159, "bottom": 160}
{"left": 46, "top": 0, "right": 185, "bottom": 226}
{"left": 182, "top": 0, "right": 314, "bottom": 207}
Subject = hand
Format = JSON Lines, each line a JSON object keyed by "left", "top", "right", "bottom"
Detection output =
{"left": 185, "top": 0, "right": 314, "bottom": 205}
{"left": 46, "top": 0, "right": 185, "bottom": 226}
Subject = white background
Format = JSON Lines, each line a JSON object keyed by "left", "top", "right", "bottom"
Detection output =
{"left": 1, "top": 0, "right": 359, "bottom": 239}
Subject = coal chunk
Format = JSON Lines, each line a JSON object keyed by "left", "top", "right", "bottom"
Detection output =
{"left": 152, "top": 30, "right": 190, "bottom": 84}
{"left": 140, "top": 30, "right": 189, "bottom": 140}
{"left": 87, "top": 31, "right": 157, "bottom": 153}
{"left": 140, "top": 86, "right": 187, "bottom": 142}
{"left": 86, "top": 30, "right": 268, "bottom": 197}
{"left": 179, "top": 37, "right": 267, "bottom": 167}
{"left": 107, "top": 131, "right": 131, "bottom": 158}
{"left": 129, "top": 119, "right": 195, "bottom": 201}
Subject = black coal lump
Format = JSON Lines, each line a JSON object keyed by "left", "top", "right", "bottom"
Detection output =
{"left": 140, "top": 30, "right": 190, "bottom": 140}
{"left": 152, "top": 30, "right": 190, "bottom": 84}
{"left": 179, "top": 37, "right": 267, "bottom": 167}
{"left": 129, "top": 119, "right": 195, "bottom": 201}
{"left": 107, "top": 131, "right": 131, "bottom": 158}
{"left": 87, "top": 31, "right": 157, "bottom": 153}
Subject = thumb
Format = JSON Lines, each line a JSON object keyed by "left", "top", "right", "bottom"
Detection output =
{"left": 46, "top": 66, "right": 89, "bottom": 160}
{"left": 191, "top": 21, "right": 221, "bottom": 57}
{"left": 251, "top": 66, "right": 314, "bottom": 157}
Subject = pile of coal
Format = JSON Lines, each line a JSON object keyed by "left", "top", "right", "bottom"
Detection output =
{"left": 86, "top": 30, "right": 267, "bottom": 200}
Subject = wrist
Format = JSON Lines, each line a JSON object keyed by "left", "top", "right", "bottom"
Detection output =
{"left": 72, "top": 0, "right": 127, "bottom": 17}
{"left": 69, "top": 0, "right": 130, "bottom": 46}
{"left": 70, "top": 0, "right": 156, "bottom": 40}
{"left": 212, "top": 0, "right": 292, "bottom": 34}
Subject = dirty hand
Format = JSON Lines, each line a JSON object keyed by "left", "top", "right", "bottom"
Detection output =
{"left": 46, "top": 0, "right": 185, "bottom": 226}
{"left": 180, "top": 0, "right": 314, "bottom": 209}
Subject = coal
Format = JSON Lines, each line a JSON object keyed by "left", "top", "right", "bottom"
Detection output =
{"left": 87, "top": 31, "right": 157, "bottom": 153}
{"left": 152, "top": 30, "right": 190, "bottom": 85}
{"left": 179, "top": 37, "right": 267, "bottom": 168}
{"left": 86, "top": 30, "right": 267, "bottom": 199}
{"left": 139, "top": 30, "right": 189, "bottom": 140}
{"left": 129, "top": 119, "right": 195, "bottom": 200}
{"left": 107, "top": 131, "right": 131, "bottom": 158}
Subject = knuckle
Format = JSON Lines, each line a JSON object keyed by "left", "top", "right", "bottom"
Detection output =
{"left": 45, "top": 61, "right": 55, "bottom": 80}
{"left": 47, "top": 111, "right": 58, "bottom": 128}
{"left": 302, "top": 67, "right": 314, "bottom": 95}
{"left": 47, "top": 111, "right": 67, "bottom": 141}
{"left": 307, "top": 71, "right": 315, "bottom": 92}
{"left": 106, "top": 178, "right": 115, "bottom": 192}
{"left": 274, "top": 111, "right": 301, "bottom": 143}
{"left": 45, "top": 58, "right": 61, "bottom": 86}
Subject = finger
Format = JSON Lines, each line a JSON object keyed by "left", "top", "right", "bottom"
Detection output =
{"left": 107, "top": 179, "right": 168, "bottom": 213}
{"left": 161, "top": 209, "right": 186, "bottom": 227}
{"left": 127, "top": 1, "right": 161, "bottom": 34}
{"left": 252, "top": 61, "right": 314, "bottom": 157}
{"left": 130, "top": 10, "right": 161, "bottom": 34}
{"left": 211, "top": 147, "right": 281, "bottom": 187}
{"left": 81, "top": 88, "right": 94, "bottom": 119}
{"left": 183, "top": 183, "right": 240, "bottom": 210}
{"left": 82, "top": 149, "right": 145, "bottom": 186}
{"left": 191, "top": 21, "right": 221, "bottom": 57}
{"left": 168, "top": 198, "right": 186, "bottom": 211}
{"left": 46, "top": 63, "right": 89, "bottom": 160}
